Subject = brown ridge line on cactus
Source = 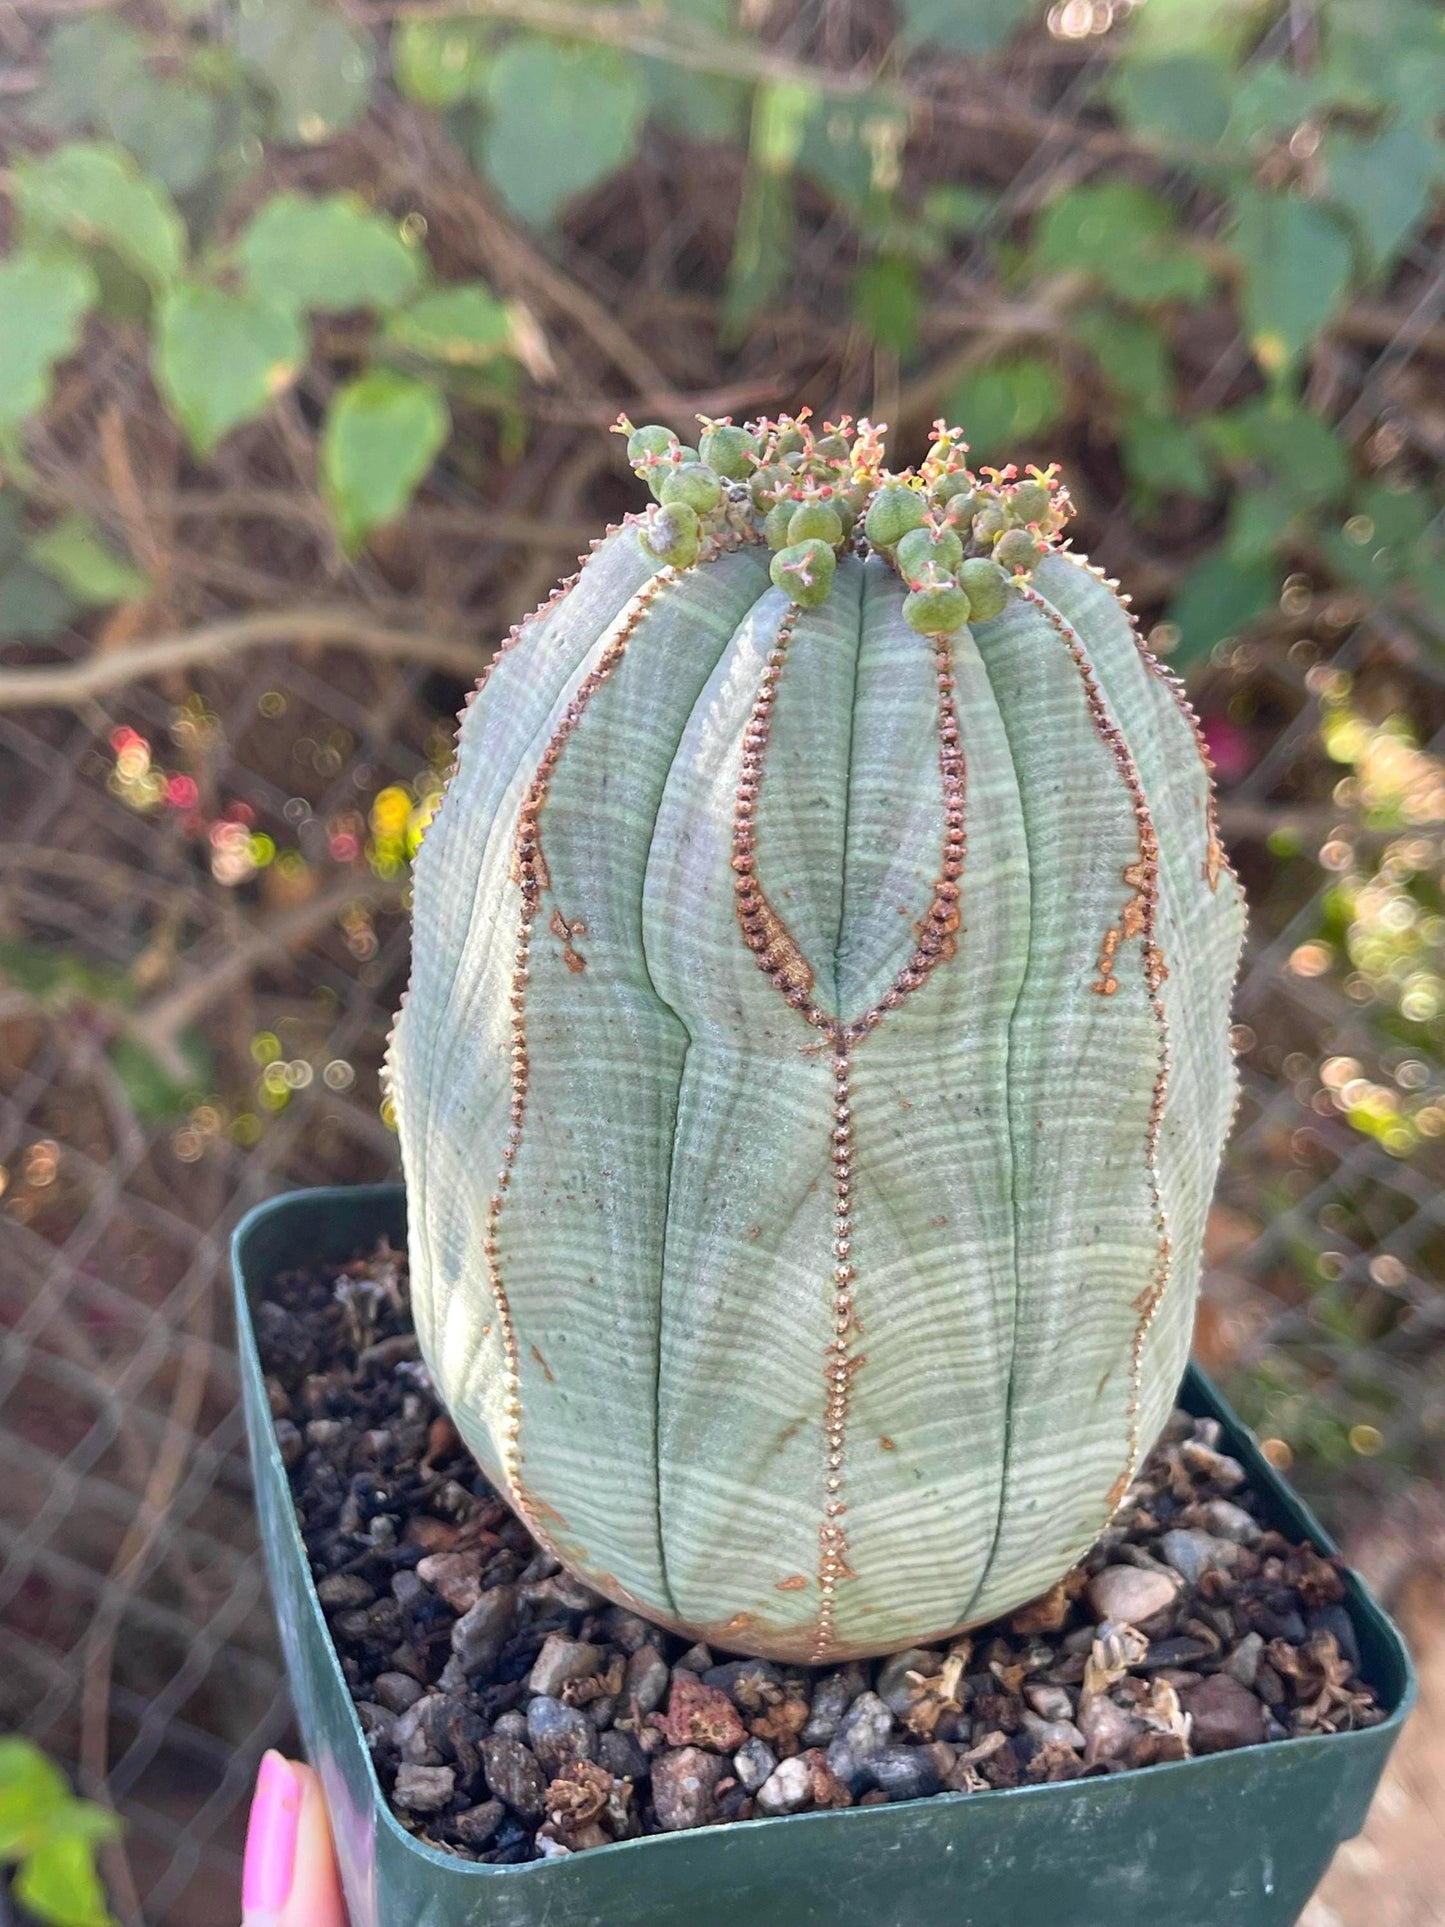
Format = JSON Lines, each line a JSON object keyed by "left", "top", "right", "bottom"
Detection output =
{"left": 1017, "top": 584, "right": 1173, "bottom": 1525}
{"left": 1079, "top": 557, "right": 1240, "bottom": 897}
{"left": 380, "top": 518, "right": 652, "bottom": 1091}
{"left": 730, "top": 597, "right": 969, "bottom": 1660}
{"left": 484, "top": 563, "right": 676, "bottom": 1553}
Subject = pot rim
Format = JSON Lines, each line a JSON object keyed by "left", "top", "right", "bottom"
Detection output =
{"left": 234, "top": 1182, "right": 1418, "bottom": 1883}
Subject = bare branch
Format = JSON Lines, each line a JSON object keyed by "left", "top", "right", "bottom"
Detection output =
{"left": 0, "top": 607, "right": 486, "bottom": 709}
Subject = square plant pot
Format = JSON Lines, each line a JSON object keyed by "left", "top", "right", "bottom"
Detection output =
{"left": 234, "top": 1183, "right": 1415, "bottom": 1927}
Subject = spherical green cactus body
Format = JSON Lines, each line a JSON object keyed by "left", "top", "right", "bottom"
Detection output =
{"left": 389, "top": 417, "right": 1245, "bottom": 1661}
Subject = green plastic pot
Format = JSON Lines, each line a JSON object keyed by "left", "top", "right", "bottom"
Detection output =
{"left": 234, "top": 1184, "right": 1414, "bottom": 1927}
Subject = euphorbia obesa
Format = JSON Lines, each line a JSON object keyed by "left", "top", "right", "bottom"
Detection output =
{"left": 388, "top": 414, "right": 1245, "bottom": 1661}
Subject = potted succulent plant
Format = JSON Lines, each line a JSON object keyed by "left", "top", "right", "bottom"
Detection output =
{"left": 236, "top": 414, "right": 1412, "bottom": 1927}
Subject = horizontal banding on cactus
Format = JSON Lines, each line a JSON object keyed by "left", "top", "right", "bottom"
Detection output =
{"left": 389, "top": 412, "right": 1246, "bottom": 1662}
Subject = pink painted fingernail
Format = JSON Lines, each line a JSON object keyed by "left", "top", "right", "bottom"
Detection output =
{"left": 243, "top": 1752, "right": 302, "bottom": 1915}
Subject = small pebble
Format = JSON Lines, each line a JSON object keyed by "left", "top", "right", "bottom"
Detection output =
{"left": 393, "top": 1764, "right": 455, "bottom": 1814}
{"left": 373, "top": 1671, "right": 425, "bottom": 1714}
{"left": 451, "top": 1585, "right": 516, "bottom": 1675}
{"left": 454, "top": 1799, "right": 504, "bottom": 1849}
{"left": 527, "top": 1696, "right": 597, "bottom": 1775}
{"left": 1087, "top": 1565, "right": 1179, "bottom": 1626}
{"left": 624, "top": 1645, "right": 670, "bottom": 1714}
{"left": 1159, "top": 1529, "right": 1239, "bottom": 1586}
{"left": 875, "top": 1648, "right": 941, "bottom": 1716}
{"left": 826, "top": 1693, "right": 894, "bottom": 1791}
{"left": 528, "top": 1632, "right": 604, "bottom": 1697}
{"left": 481, "top": 1736, "right": 546, "bottom": 1818}
{"left": 755, "top": 1755, "right": 812, "bottom": 1816}
{"left": 651, "top": 1746, "right": 727, "bottom": 1831}
{"left": 733, "top": 1737, "right": 777, "bottom": 1792}
{"left": 866, "top": 1746, "right": 942, "bottom": 1802}
{"left": 1223, "top": 1633, "right": 1265, "bottom": 1689}
{"left": 1023, "top": 1683, "right": 1074, "bottom": 1722}
{"left": 1181, "top": 1673, "right": 1267, "bottom": 1753}
{"left": 1200, "top": 1499, "right": 1261, "bottom": 1544}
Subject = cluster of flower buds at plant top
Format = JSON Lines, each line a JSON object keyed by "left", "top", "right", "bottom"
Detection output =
{"left": 613, "top": 410, "right": 1074, "bottom": 634}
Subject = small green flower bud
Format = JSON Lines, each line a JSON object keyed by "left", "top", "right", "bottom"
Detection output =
{"left": 774, "top": 425, "right": 806, "bottom": 457}
{"left": 932, "top": 470, "right": 975, "bottom": 505}
{"left": 764, "top": 500, "right": 796, "bottom": 550}
{"left": 1010, "top": 479, "right": 1052, "bottom": 524}
{"left": 814, "top": 432, "right": 851, "bottom": 461}
{"left": 642, "top": 500, "right": 701, "bottom": 570}
{"left": 957, "top": 556, "right": 1011, "bottom": 623}
{"left": 903, "top": 582, "right": 971, "bottom": 635}
{"left": 626, "top": 424, "right": 677, "bottom": 466}
{"left": 995, "top": 527, "right": 1042, "bottom": 573}
{"left": 660, "top": 463, "right": 724, "bottom": 515}
{"left": 771, "top": 538, "right": 836, "bottom": 608}
{"left": 864, "top": 485, "right": 928, "bottom": 552}
{"left": 699, "top": 423, "right": 758, "bottom": 479}
{"left": 939, "top": 491, "right": 979, "bottom": 533}
{"left": 788, "top": 501, "right": 844, "bottom": 547}
{"left": 749, "top": 464, "right": 789, "bottom": 511}
{"left": 972, "top": 502, "right": 1008, "bottom": 544}
{"left": 895, "top": 526, "right": 964, "bottom": 581}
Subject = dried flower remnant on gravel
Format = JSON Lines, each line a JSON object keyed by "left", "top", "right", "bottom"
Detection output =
{"left": 258, "top": 1244, "right": 1384, "bottom": 1863}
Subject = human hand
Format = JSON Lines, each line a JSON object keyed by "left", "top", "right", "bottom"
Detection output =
{"left": 242, "top": 1752, "right": 348, "bottom": 1927}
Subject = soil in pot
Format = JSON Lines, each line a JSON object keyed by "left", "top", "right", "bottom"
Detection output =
{"left": 255, "top": 1239, "right": 1387, "bottom": 1865}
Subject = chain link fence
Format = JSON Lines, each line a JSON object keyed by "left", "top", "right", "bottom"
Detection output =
{"left": 2, "top": 7, "right": 1443, "bottom": 1920}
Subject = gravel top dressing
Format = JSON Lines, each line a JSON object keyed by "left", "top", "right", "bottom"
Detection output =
{"left": 257, "top": 1241, "right": 1386, "bottom": 1865}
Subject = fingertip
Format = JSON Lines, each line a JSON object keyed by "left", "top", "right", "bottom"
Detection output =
{"left": 280, "top": 1761, "right": 348, "bottom": 1927}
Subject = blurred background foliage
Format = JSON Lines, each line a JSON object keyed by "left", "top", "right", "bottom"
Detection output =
{"left": 1, "top": 3, "right": 1445, "bottom": 1910}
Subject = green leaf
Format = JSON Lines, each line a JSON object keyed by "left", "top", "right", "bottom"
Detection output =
{"left": 1203, "top": 398, "right": 1351, "bottom": 507}
{"left": 1322, "top": 121, "right": 1440, "bottom": 277}
{"left": 381, "top": 283, "right": 515, "bottom": 366}
{"left": 391, "top": 18, "right": 493, "bottom": 107}
{"left": 1072, "top": 306, "right": 1173, "bottom": 413}
{"left": 321, "top": 370, "right": 450, "bottom": 549}
{"left": 15, "top": 143, "right": 185, "bottom": 291}
{"left": 15, "top": 1833, "right": 115, "bottom": 1927}
{"left": 898, "top": 0, "right": 1037, "bottom": 53}
{"left": 946, "top": 354, "right": 1066, "bottom": 460}
{"left": 921, "top": 184, "right": 997, "bottom": 234}
{"left": 1032, "top": 182, "right": 1212, "bottom": 303}
{"left": 1225, "top": 488, "right": 1297, "bottom": 563}
{"left": 239, "top": 193, "right": 423, "bottom": 314}
{"left": 0, "top": 253, "right": 97, "bottom": 429}
{"left": 1120, "top": 415, "right": 1214, "bottom": 502}
{"left": 1108, "top": 54, "right": 1232, "bottom": 147}
{"left": 30, "top": 515, "right": 149, "bottom": 606}
{"left": 0, "top": 1736, "right": 71, "bottom": 1858}
{"left": 154, "top": 284, "right": 305, "bottom": 454}
{"left": 797, "top": 93, "right": 909, "bottom": 207}
{"left": 1226, "top": 188, "right": 1355, "bottom": 373}
{"left": 1223, "top": 61, "right": 1359, "bottom": 144}
{"left": 1328, "top": 0, "right": 1445, "bottom": 123}
{"left": 1168, "top": 549, "right": 1278, "bottom": 663}
{"left": 1123, "top": 0, "right": 1271, "bottom": 59}
{"left": 477, "top": 38, "right": 645, "bottom": 227}
{"left": 235, "top": 0, "right": 374, "bottom": 145}
{"left": 641, "top": 0, "right": 748, "bottom": 142}
{"left": 25, "top": 17, "right": 147, "bottom": 132}
{"left": 107, "top": 1033, "right": 208, "bottom": 1122}
{"left": 852, "top": 257, "right": 922, "bottom": 356}
{"left": 0, "top": 561, "right": 78, "bottom": 640}
{"left": 106, "top": 77, "right": 222, "bottom": 197}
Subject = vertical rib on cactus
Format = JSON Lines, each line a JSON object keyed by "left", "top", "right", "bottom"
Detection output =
{"left": 390, "top": 416, "right": 1246, "bottom": 1660}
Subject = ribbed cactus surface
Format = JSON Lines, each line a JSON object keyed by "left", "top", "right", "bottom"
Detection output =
{"left": 389, "top": 416, "right": 1246, "bottom": 1661}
